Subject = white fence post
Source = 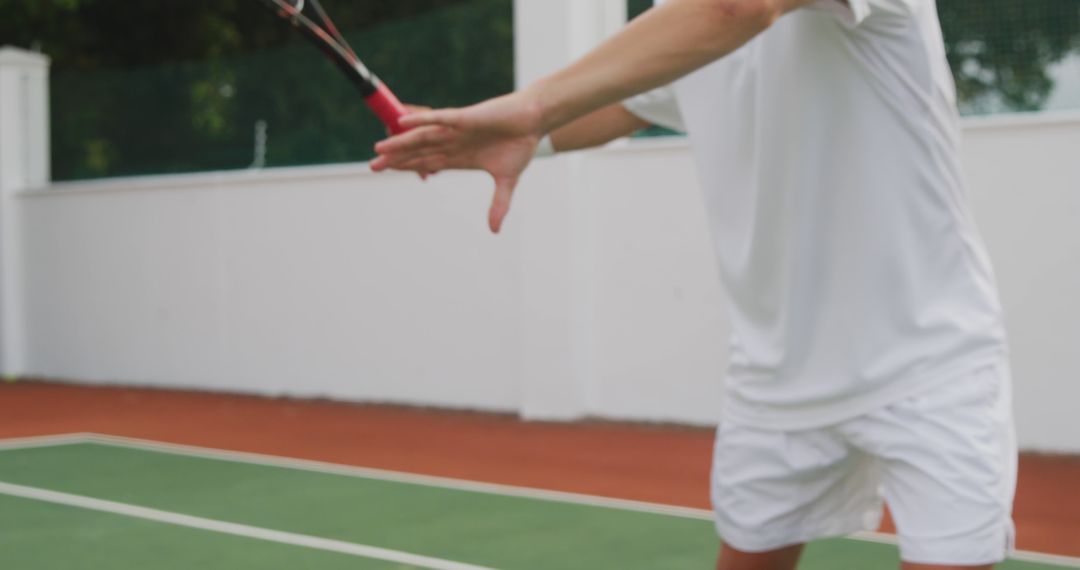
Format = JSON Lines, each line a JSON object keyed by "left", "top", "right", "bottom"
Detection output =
{"left": 0, "top": 46, "right": 50, "bottom": 377}
{"left": 514, "top": 0, "right": 626, "bottom": 89}
{"left": 512, "top": 1, "right": 627, "bottom": 420}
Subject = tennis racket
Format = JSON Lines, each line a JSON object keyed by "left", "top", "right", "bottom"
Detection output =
{"left": 257, "top": 0, "right": 409, "bottom": 134}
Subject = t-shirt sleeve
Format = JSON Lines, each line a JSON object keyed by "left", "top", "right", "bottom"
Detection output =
{"left": 622, "top": 85, "right": 686, "bottom": 132}
{"left": 808, "top": 0, "right": 921, "bottom": 28}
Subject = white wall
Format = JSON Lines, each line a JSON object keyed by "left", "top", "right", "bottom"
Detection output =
{"left": 8, "top": 114, "right": 1079, "bottom": 452}
{"left": 18, "top": 167, "right": 525, "bottom": 411}
{"left": 961, "top": 114, "right": 1080, "bottom": 453}
{"left": 576, "top": 141, "right": 729, "bottom": 424}
{"left": 2, "top": 19, "right": 1079, "bottom": 452}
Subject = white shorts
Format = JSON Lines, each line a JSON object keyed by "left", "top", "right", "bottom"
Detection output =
{"left": 711, "top": 362, "right": 1017, "bottom": 566}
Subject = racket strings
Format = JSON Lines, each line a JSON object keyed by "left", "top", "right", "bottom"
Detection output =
{"left": 260, "top": 0, "right": 378, "bottom": 90}
{"left": 280, "top": 0, "right": 358, "bottom": 64}
{"left": 307, "top": 0, "right": 359, "bottom": 63}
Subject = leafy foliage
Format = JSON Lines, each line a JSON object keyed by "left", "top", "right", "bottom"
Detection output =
{"left": 629, "top": 0, "right": 1080, "bottom": 116}
{"left": 939, "top": 0, "right": 1080, "bottom": 112}
{"left": 0, "top": 0, "right": 514, "bottom": 180}
{"left": 1, "top": 0, "right": 1077, "bottom": 179}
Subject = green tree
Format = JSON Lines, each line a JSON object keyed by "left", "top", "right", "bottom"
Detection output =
{"left": 627, "top": 0, "right": 1080, "bottom": 115}
{"left": 939, "top": 0, "right": 1080, "bottom": 113}
{"left": 0, "top": 0, "right": 514, "bottom": 180}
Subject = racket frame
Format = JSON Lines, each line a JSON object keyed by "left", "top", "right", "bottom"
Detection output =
{"left": 257, "top": 0, "right": 408, "bottom": 133}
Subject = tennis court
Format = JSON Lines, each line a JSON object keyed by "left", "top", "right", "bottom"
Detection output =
{"left": 0, "top": 432, "right": 1076, "bottom": 570}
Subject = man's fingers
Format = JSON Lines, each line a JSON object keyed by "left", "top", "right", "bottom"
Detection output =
{"left": 399, "top": 109, "right": 466, "bottom": 130}
{"left": 389, "top": 155, "right": 449, "bottom": 174}
{"left": 487, "top": 175, "right": 518, "bottom": 234}
{"left": 387, "top": 105, "right": 435, "bottom": 136}
{"left": 372, "top": 126, "right": 453, "bottom": 170}
{"left": 375, "top": 125, "right": 454, "bottom": 155}
{"left": 384, "top": 143, "right": 449, "bottom": 165}
{"left": 372, "top": 141, "right": 454, "bottom": 171}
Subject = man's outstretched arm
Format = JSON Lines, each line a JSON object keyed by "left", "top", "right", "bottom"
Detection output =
{"left": 523, "top": 0, "right": 812, "bottom": 133}
{"left": 373, "top": 0, "right": 813, "bottom": 233}
{"left": 548, "top": 104, "right": 653, "bottom": 153}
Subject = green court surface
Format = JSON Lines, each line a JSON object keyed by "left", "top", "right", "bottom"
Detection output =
{"left": 0, "top": 435, "right": 1075, "bottom": 570}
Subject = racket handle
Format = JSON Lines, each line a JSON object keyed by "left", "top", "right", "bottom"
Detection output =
{"left": 365, "top": 82, "right": 409, "bottom": 135}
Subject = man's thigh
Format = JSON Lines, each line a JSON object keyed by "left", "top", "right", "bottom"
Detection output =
{"left": 844, "top": 362, "right": 1017, "bottom": 567}
{"left": 710, "top": 421, "right": 883, "bottom": 554}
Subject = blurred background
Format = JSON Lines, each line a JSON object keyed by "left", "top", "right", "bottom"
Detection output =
{"left": 0, "top": 1, "right": 1078, "bottom": 568}
{"left": 1, "top": 0, "right": 1078, "bottom": 447}
{"left": 0, "top": 0, "right": 1075, "bottom": 180}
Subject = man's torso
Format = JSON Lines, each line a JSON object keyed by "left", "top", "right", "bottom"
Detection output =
{"left": 669, "top": 0, "right": 1008, "bottom": 428}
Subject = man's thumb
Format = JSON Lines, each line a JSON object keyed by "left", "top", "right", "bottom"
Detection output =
{"left": 488, "top": 176, "right": 518, "bottom": 234}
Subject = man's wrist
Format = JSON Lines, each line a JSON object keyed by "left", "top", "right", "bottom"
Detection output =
{"left": 521, "top": 78, "right": 567, "bottom": 136}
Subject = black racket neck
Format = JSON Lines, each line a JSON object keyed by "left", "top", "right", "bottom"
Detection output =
{"left": 258, "top": 0, "right": 379, "bottom": 98}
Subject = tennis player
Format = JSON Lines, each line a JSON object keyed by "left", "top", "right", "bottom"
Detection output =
{"left": 372, "top": 0, "right": 1016, "bottom": 568}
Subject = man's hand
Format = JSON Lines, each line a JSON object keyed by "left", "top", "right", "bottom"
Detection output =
{"left": 394, "top": 104, "right": 434, "bottom": 180}
{"left": 372, "top": 91, "right": 544, "bottom": 234}
{"left": 372, "top": 0, "right": 813, "bottom": 234}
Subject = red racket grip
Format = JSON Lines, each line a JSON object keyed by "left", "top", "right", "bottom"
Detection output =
{"left": 365, "top": 83, "right": 409, "bottom": 135}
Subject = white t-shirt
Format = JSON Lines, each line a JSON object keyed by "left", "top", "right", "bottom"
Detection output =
{"left": 624, "top": 0, "right": 1008, "bottom": 430}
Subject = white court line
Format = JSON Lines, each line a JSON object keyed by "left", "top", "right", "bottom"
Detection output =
{"left": 0, "top": 433, "right": 95, "bottom": 451}
{"left": 79, "top": 434, "right": 1080, "bottom": 569}
{"left": 3, "top": 433, "right": 1079, "bottom": 569}
{"left": 81, "top": 433, "right": 715, "bottom": 520}
{"left": 0, "top": 481, "right": 496, "bottom": 570}
{"left": 848, "top": 531, "right": 1080, "bottom": 568}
